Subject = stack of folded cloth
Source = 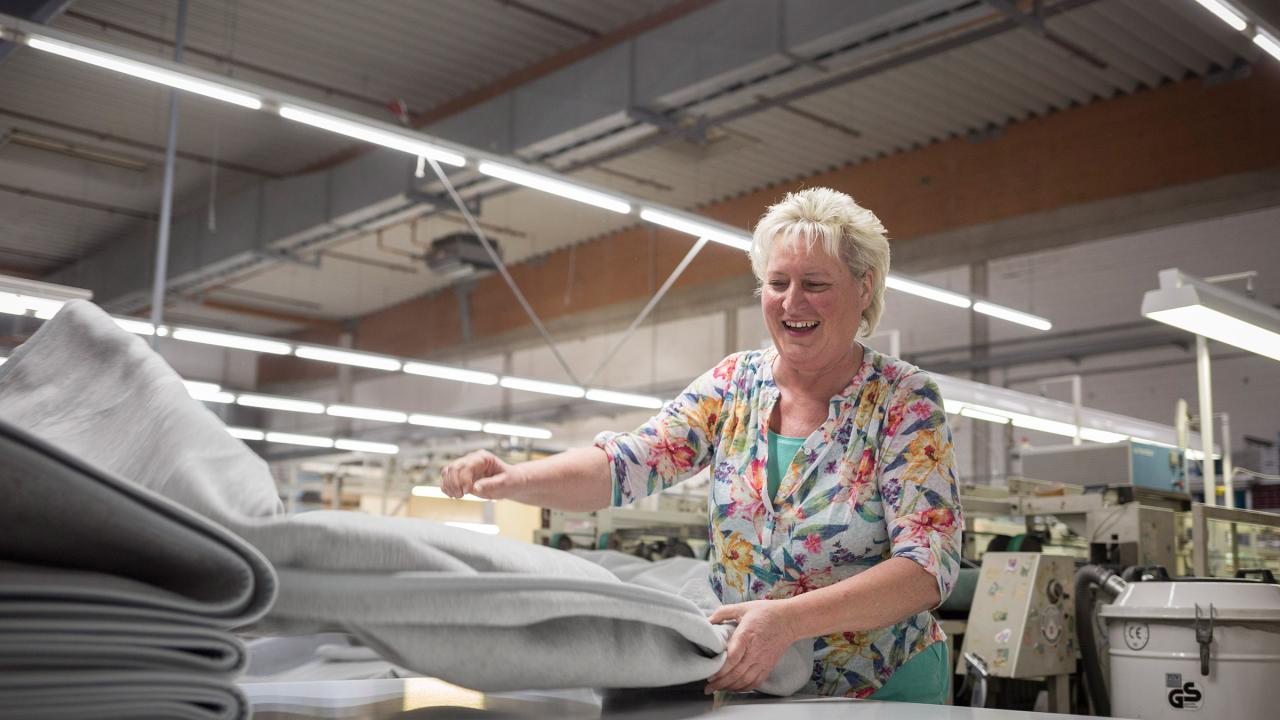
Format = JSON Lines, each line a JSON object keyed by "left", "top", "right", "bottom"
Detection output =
{"left": 0, "top": 300, "right": 812, "bottom": 697}
{"left": 0, "top": 420, "right": 276, "bottom": 720}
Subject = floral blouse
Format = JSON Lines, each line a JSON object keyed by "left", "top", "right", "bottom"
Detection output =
{"left": 594, "top": 345, "right": 962, "bottom": 697}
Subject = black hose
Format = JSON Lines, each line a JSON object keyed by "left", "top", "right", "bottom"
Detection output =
{"left": 1074, "top": 565, "right": 1127, "bottom": 717}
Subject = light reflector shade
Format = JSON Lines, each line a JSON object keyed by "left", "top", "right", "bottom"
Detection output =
{"left": 1192, "top": 0, "right": 1247, "bottom": 31}
{"left": 403, "top": 361, "right": 499, "bottom": 385}
{"left": 885, "top": 275, "right": 971, "bottom": 308}
{"left": 326, "top": 405, "right": 409, "bottom": 423}
{"left": 279, "top": 105, "right": 466, "bottom": 166}
{"left": 237, "top": 394, "right": 325, "bottom": 414}
{"left": 226, "top": 427, "right": 265, "bottom": 441}
{"left": 499, "top": 376, "right": 585, "bottom": 398}
{"left": 170, "top": 328, "right": 292, "bottom": 354}
{"left": 408, "top": 414, "right": 484, "bottom": 432}
{"left": 478, "top": 161, "right": 631, "bottom": 214}
{"left": 483, "top": 422, "right": 552, "bottom": 439}
{"left": 334, "top": 438, "right": 399, "bottom": 455}
{"left": 1142, "top": 268, "right": 1280, "bottom": 363}
{"left": 585, "top": 388, "right": 664, "bottom": 409}
{"left": 265, "top": 431, "right": 334, "bottom": 449}
{"left": 1254, "top": 31, "right": 1280, "bottom": 63}
{"left": 972, "top": 301, "right": 1052, "bottom": 331}
{"left": 26, "top": 35, "right": 263, "bottom": 108}
{"left": 295, "top": 346, "right": 402, "bottom": 371}
{"left": 639, "top": 208, "right": 751, "bottom": 250}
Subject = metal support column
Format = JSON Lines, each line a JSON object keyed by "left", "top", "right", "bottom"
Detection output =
{"left": 148, "top": 0, "right": 189, "bottom": 343}
{"left": 1196, "top": 335, "right": 1216, "bottom": 506}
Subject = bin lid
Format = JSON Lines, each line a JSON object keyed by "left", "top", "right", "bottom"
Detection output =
{"left": 1100, "top": 579, "right": 1280, "bottom": 622}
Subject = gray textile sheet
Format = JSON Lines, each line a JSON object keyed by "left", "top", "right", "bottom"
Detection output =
{"left": 0, "top": 419, "right": 276, "bottom": 720}
{"left": 0, "top": 301, "right": 812, "bottom": 694}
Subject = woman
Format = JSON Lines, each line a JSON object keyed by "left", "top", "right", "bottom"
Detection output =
{"left": 442, "top": 187, "right": 962, "bottom": 702}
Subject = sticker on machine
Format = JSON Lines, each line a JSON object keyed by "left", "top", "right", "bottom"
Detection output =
{"left": 1166, "top": 674, "right": 1202, "bottom": 711}
{"left": 1123, "top": 622, "right": 1149, "bottom": 650}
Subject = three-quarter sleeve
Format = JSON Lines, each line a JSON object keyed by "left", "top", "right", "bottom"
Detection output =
{"left": 593, "top": 354, "right": 738, "bottom": 506}
{"left": 875, "top": 371, "right": 963, "bottom": 605}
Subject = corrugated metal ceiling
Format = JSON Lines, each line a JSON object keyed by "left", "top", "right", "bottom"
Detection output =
{"left": 0, "top": 0, "right": 1266, "bottom": 324}
{"left": 205, "top": 0, "right": 1266, "bottom": 324}
{"left": 0, "top": 0, "right": 682, "bottom": 276}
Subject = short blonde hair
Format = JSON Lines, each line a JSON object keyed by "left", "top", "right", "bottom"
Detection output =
{"left": 749, "top": 187, "right": 890, "bottom": 336}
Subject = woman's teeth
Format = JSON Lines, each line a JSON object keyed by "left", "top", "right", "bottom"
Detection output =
{"left": 783, "top": 320, "right": 819, "bottom": 329}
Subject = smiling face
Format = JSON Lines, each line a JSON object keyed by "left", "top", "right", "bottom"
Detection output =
{"left": 761, "top": 234, "right": 872, "bottom": 375}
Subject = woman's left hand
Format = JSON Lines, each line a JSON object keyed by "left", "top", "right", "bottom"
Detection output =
{"left": 705, "top": 600, "right": 799, "bottom": 693}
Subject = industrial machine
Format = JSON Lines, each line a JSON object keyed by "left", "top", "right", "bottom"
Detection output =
{"left": 1068, "top": 565, "right": 1280, "bottom": 720}
{"left": 535, "top": 488, "right": 708, "bottom": 560}
{"left": 960, "top": 552, "right": 1077, "bottom": 713}
{"left": 1019, "top": 441, "right": 1188, "bottom": 495}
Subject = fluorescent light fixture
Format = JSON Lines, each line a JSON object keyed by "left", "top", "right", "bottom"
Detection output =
{"left": 483, "top": 422, "right": 553, "bottom": 440}
{"left": 499, "top": 376, "right": 586, "bottom": 398}
{"left": 412, "top": 485, "right": 487, "bottom": 502}
{"left": 408, "top": 413, "right": 484, "bottom": 432}
{"left": 237, "top": 393, "right": 325, "bottom": 414}
{"left": 1254, "top": 31, "right": 1280, "bottom": 62}
{"left": 295, "top": 346, "right": 402, "bottom": 371}
{"left": 585, "top": 388, "right": 664, "bottom": 409}
{"left": 478, "top": 160, "right": 631, "bottom": 214}
{"left": 187, "top": 381, "right": 234, "bottom": 404}
{"left": 445, "top": 521, "right": 501, "bottom": 535}
{"left": 0, "top": 356, "right": 7, "bottom": 365}
{"left": 23, "top": 296, "right": 64, "bottom": 319}
{"left": 1192, "top": 0, "right": 1247, "bottom": 31}
{"left": 885, "top": 275, "right": 972, "bottom": 308}
{"left": 0, "top": 291, "right": 62, "bottom": 318}
{"left": 960, "top": 406, "right": 1011, "bottom": 424}
{"left": 334, "top": 438, "right": 399, "bottom": 454}
{"left": 403, "top": 361, "right": 499, "bottom": 385}
{"left": 25, "top": 34, "right": 263, "bottom": 109}
{"left": 973, "top": 301, "right": 1052, "bottom": 331}
{"left": 1142, "top": 268, "right": 1280, "bottom": 362}
{"left": 0, "top": 292, "right": 28, "bottom": 315}
{"left": 278, "top": 105, "right": 466, "bottom": 166}
{"left": 639, "top": 208, "right": 752, "bottom": 251}
{"left": 170, "top": 327, "right": 292, "bottom": 354}
{"left": 265, "top": 431, "right": 334, "bottom": 449}
{"left": 113, "top": 317, "right": 156, "bottom": 335}
{"left": 326, "top": 404, "right": 409, "bottom": 423}
{"left": 1079, "top": 428, "right": 1129, "bottom": 444}
{"left": 226, "top": 427, "right": 265, "bottom": 441}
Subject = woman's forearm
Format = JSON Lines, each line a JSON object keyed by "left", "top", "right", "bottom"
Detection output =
{"left": 478, "top": 446, "right": 613, "bottom": 512}
{"left": 775, "top": 557, "right": 941, "bottom": 641}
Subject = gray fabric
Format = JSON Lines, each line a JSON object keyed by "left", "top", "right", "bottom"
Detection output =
{"left": 0, "top": 301, "right": 811, "bottom": 694}
{"left": 0, "top": 420, "right": 276, "bottom": 720}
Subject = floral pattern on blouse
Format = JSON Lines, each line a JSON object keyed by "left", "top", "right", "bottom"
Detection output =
{"left": 594, "top": 345, "right": 962, "bottom": 697}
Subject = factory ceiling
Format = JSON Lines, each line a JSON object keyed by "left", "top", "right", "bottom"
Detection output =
{"left": 0, "top": 0, "right": 1272, "bottom": 337}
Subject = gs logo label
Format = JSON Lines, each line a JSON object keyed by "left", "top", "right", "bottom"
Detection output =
{"left": 1168, "top": 681, "right": 1203, "bottom": 711}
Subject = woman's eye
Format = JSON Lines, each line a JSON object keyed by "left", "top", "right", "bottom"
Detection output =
{"left": 768, "top": 281, "right": 787, "bottom": 289}
{"left": 804, "top": 282, "right": 829, "bottom": 291}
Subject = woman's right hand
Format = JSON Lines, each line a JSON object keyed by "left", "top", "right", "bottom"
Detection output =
{"left": 440, "top": 449, "right": 524, "bottom": 499}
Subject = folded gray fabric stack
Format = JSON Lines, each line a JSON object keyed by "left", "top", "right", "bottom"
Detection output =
{"left": 0, "top": 301, "right": 811, "bottom": 695}
{"left": 0, "top": 420, "right": 276, "bottom": 720}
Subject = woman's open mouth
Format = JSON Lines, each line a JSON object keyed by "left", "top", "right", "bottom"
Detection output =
{"left": 782, "top": 319, "right": 820, "bottom": 336}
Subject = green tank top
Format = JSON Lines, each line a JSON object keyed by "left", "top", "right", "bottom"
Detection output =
{"left": 766, "top": 430, "right": 806, "bottom": 502}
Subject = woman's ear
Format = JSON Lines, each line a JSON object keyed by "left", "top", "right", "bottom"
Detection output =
{"left": 860, "top": 270, "right": 874, "bottom": 305}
